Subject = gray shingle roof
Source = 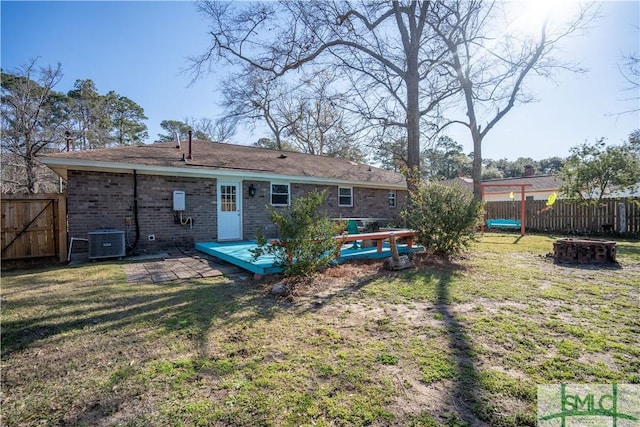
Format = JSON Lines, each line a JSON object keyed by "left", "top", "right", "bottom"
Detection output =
{"left": 480, "top": 175, "right": 562, "bottom": 193}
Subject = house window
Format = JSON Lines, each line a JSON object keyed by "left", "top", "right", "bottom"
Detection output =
{"left": 271, "top": 183, "right": 290, "bottom": 206}
{"left": 526, "top": 196, "right": 534, "bottom": 201}
{"left": 338, "top": 187, "right": 353, "bottom": 207}
{"left": 388, "top": 190, "right": 397, "bottom": 208}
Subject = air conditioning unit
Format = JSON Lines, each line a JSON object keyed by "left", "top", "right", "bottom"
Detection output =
{"left": 88, "top": 229, "right": 126, "bottom": 259}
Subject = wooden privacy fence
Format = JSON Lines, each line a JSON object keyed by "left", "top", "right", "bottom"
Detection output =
{"left": 1, "top": 194, "right": 67, "bottom": 262}
{"left": 484, "top": 198, "right": 640, "bottom": 235}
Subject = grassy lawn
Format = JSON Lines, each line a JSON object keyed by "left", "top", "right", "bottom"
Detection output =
{"left": 2, "top": 234, "right": 639, "bottom": 426}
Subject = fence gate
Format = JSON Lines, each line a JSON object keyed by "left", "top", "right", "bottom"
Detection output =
{"left": 1, "top": 194, "right": 67, "bottom": 262}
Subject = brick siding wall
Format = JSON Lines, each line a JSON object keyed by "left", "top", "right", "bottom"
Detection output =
{"left": 67, "top": 171, "right": 407, "bottom": 257}
{"left": 241, "top": 181, "right": 408, "bottom": 239}
{"left": 67, "top": 170, "right": 216, "bottom": 256}
{"left": 241, "top": 180, "right": 273, "bottom": 239}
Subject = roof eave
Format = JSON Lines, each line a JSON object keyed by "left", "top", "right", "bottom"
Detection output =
{"left": 39, "top": 158, "right": 407, "bottom": 190}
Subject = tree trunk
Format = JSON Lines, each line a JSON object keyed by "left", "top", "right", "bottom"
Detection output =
{"left": 274, "top": 131, "right": 283, "bottom": 151}
{"left": 406, "top": 50, "right": 421, "bottom": 192}
{"left": 25, "top": 156, "right": 37, "bottom": 194}
{"left": 448, "top": 38, "right": 484, "bottom": 201}
{"left": 459, "top": 73, "right": 483, "bottom": 201}
{"left": 471, "top": 127, "right": 483, "bottom": 201}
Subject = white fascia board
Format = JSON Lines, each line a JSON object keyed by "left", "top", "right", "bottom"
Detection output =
{"left": 39, "top": 158, "right": 407, "bottom": 190}
{"left": 262, "top": 173, "right": 406, "bottom": 190}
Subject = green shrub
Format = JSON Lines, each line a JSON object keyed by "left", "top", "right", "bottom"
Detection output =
{"left": 403, "top": 182, "right": 483, "bottom": 257}
{"left": 251, "top": 190, "right": 343, "bottom": 277}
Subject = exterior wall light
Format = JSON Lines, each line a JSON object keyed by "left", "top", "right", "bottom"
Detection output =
{"left": 248, "top": 184, "right": 256, "bottom": 198}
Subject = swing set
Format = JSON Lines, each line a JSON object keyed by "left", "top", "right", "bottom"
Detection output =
{"left": 481, "top": 183, "right": 532, "bottom": 236}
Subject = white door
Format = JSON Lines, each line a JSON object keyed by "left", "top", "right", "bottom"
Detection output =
{"left": 217, "top": 181, "right": 242, "bottom": 241}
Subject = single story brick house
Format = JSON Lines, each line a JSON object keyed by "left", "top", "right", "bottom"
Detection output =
{"left": 40, "top": 139, "right": 408, "bottom": 257}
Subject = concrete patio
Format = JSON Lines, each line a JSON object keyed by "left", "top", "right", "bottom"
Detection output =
{"left": 122, "top": 250, "right": 246, "bottom": 284}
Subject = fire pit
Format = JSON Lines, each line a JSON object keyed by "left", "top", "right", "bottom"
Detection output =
{"left": 553, "top": 238, "right": 617, "bottom": 264}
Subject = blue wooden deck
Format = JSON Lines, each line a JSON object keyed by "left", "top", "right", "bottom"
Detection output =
{"left": 195, "top": 240, "right": 422, "bottom": 275}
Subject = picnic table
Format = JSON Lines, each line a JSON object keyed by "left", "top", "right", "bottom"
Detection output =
{"left": 269, "top": 228, "right": 419, "bottom": 261}
{"left": 336, "top": 228, "right": 418, "bottom": 253}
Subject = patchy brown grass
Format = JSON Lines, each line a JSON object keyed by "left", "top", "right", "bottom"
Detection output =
{"left": 2, "top": 234, "right": 639, "bottom": 426}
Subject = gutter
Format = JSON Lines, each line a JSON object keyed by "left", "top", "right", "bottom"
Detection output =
{"left": 39, "top": 158, "right": 408, "bottom": 190}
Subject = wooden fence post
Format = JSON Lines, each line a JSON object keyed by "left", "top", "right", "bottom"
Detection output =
{"left": 56, "top": 194, "right": 67, "bottom": 263}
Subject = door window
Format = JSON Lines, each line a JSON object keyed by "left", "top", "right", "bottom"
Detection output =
{"left": 220, "top": 185, "right": 237, "bottom": 211}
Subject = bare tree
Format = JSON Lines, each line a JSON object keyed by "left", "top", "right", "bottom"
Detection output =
{"left": 191, "top": 1, "right": 457, "bottom": 186}
{"left": 621, "top": 54, "right": 640, "bottom": 88}
{"left": 157, "top": 117, "right": 233, "bottom": 142}
{"left": 283, "top": 70, "right": 364, "bottom": 160}
{"left": 219, "top": 64, "right": 363, "bottom": 159}
{"left": 185, "top": 116, "right": 236, "bottom": 142}
{"left": 253, "top": 136, "right": 299, "bottom": 152}
{"left": 372, "top": 132, "right": 409, "bottom": 172}
{"left": 218, "top": 65, "right": 297, "bottom": 150}
{"left": 431, "top": 0, "right": 595, "bottom": 199}
{"left": 619, "top": 53, "right": 639, "bottom": 114}
{"left": 209, "top": 117, "right": 236, "bottom": 143}
{"left": 1, "top": 59, "right": 65, "bottom": 193}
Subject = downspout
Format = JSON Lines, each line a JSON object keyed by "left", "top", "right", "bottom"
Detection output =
{"left": 128, "top": 169, "right": 141, "bottom": 254}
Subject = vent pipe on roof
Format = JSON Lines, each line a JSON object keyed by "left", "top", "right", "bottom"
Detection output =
{"left": 174, "top": 131, "right": 181, "bottom": 149}
{"left": 188, "top": 130, "right": 193, "bottom": 160}
{"left": 65, "top": 130, "right": 71, "bottom": 152}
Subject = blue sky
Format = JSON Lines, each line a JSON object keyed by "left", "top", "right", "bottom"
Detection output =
{"left": 1, "top": 1, "right": 639, "bottom": 162}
